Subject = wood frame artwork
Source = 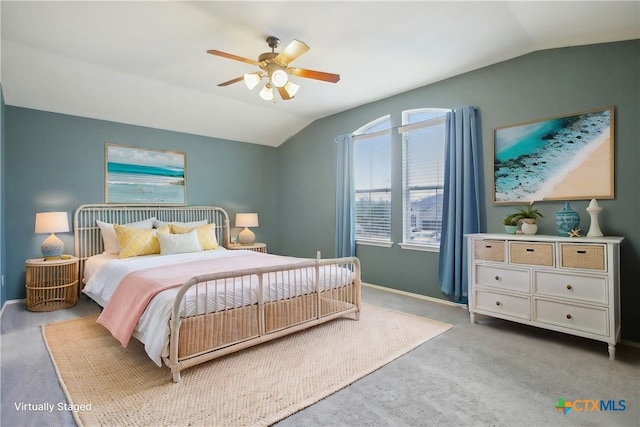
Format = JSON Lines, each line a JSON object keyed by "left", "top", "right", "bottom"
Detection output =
{"left": 493, "top": 106, "right": 614, "bottom": 204}
{"left": 105, "top": 143, "right": 187, "bottom": 205}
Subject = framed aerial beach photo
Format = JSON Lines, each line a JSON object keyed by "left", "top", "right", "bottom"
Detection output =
{"left": 493, "top": 106, "right": 614, "bottom": 204}
{"left": 105, "top": 144, "right": 187, "bottom": 204}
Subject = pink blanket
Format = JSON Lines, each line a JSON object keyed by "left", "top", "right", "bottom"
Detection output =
{"left": 97, "top": 251, "right": 303, "bottom": 347}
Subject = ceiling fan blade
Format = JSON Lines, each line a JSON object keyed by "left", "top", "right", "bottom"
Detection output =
{"left": 207, "top": 50, "right": 260, "bottom": 66}
{"left": 275, "top": 40, "right": 310, "bottom": 65}
{"left": 288, "top": 67, "right": 340, "bottom": 83}
{"left": 276, "top": 85, "right": 293, "bottom": 100}
{"left": 217, "top": 76, "right": 244, "bottom": 87}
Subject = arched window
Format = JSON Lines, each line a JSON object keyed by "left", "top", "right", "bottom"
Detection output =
{"left": 351, "top": 109, "right": 449, "bottom": 250}
{"left": 353, "top": 115, "right": 392, "bottom": 243}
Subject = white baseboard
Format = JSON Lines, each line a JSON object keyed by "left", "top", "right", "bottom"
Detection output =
{"left": 362, "top": 282, "right": 468, "bottom": 309}
{"left": 0, "top": 298, "right": 24, "bottom": 319}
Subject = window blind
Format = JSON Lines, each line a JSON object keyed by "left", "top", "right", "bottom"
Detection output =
{"left": 354, "top": 129, "right": 391, "bottom": 241}
{"left": 401, "top": 110, "right": 447, "bottom": 246}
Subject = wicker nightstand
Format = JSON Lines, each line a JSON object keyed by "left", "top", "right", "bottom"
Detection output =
{"left": 25, "top": 257, "right": 79, "bottom": 311}
{"left": 226, "top": 242, "right": 267, "bottom": 253}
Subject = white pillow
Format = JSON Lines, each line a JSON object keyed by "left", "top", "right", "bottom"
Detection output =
{"left": 96, "top": 217, "right": 156, "bottom": 254}
{"left": 153, "top": 219, "right": 208, "bottom": 229}
{"left": 158, "top": 229, "right": 202, "bottom": 255}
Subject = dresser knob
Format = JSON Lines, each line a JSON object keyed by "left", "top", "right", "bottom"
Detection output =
{"left": 496, "top": 301, "right": 502, "bottom": 306}
{"left": 566, "top": 314, "right": 573, "bottom": 320}
{"left": 566, "top": 284, "right": 573, "bottom": 290}
{"left": 494, "top": 275, "right": 500, "bottom": 281}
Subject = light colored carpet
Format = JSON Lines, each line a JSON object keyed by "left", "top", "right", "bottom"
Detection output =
{"left": 42, "top": 303, "right": 452, "bottom": 427}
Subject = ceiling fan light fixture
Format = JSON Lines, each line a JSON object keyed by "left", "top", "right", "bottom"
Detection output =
{"left": 259, "top": 84, "right": 274, "bottom": 101}
{"left": 209, "top": 37, "right": 340, "bottom": 102}
{"left": 283, "top": 81, "right": 300, "bottom": 98}
{"left": 270, "top": 69, "right": 288, "bottom": 88}
{"left": 243, "top": 73, "right": 261, "bottom": 90}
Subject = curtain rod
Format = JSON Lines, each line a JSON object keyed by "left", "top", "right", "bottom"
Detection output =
{"left": 350, "top": 115, "right": 448, "bottom": 142}
{"left": 335, "top": 111, "right": 458, "bottom": 143}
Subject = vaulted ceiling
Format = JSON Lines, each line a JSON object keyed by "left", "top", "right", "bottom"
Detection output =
{"left": 2, "top": 1, "right": 638, "bottom": 147}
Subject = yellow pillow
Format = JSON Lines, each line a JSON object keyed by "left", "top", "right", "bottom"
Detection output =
{"left": 171, "top": 223, "right": 219, "bottom": 250}
{"left": 155, "top": 225, "right": 171, "bottom": 235}
{"left": 114, "top": 224, "right": 160, "bottom": 258}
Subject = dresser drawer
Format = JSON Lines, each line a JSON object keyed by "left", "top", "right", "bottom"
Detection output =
{"left": 474, "top": 240, "right": 505, "bottom": 262}
{"left": 534, "top": 271, "right": 607, "bottom": 304}
{"left": 560, "top": 244, "right": 606, "bottom": 271}
{"left": 509, "top": 242, "right": 555, "bottom": 267}
{"left": 474, "top": 290, "right": 530, "bottom": 320}
{"left": 476, "top": 265, "right": 530, "bottom": 293}
{"left": 534, "top": 299, "right": 608, "bottom": 336}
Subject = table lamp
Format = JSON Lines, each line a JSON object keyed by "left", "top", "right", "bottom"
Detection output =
{"left": 235, "top": 213, "right": 259, "bottom": 245}
{"left": 35, "top": 212, "right": 70, "bottom": 260}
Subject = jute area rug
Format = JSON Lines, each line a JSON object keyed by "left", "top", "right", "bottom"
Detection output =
{"left": 43, "top": 303, "right": 452, "bottom": 427}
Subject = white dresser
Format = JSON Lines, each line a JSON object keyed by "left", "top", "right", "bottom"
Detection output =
{"left": 466, "top": 233, "right": 624, "bottom": 359}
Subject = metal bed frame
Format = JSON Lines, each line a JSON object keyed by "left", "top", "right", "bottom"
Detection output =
{"left": 74, "top": 204, "right": 361, "bottom": 382}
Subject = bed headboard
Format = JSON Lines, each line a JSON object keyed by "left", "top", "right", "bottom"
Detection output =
{"left": 74, "top": 204, "right": 230, "bottom": 280}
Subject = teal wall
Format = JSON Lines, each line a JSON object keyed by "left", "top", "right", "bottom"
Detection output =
{"left": 276, "top": 41, "right": 640, "bottom": 341}
{"left": 4, "top": 108, "right": 278, "bottom": 301}
{"left": 1, "top": 84, "right": 5, "bottom": 308}
{"left": 2, "top": 41, "right": 638, "bottom": 341}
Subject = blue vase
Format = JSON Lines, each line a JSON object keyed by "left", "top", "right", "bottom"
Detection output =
{"left": 555, "top": 202, "right": 580, "bottom": 236}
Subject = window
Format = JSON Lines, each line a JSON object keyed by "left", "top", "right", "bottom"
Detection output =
{"left": 400, "top": 109, "right": 449, "bottom": 249}
{"left": 353, "top": 116, "right": 392, "bottom": 243}
{"left": 350, "top": 109, "right": 448, "bottom": 250}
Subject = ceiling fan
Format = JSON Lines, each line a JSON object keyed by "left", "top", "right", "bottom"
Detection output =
{"left": 207, "top": 36, "right": 340, "bottom": 101}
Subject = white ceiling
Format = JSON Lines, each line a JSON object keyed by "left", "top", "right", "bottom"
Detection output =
{"left": 1, "top": 1, "right": 638, "bottom": 147}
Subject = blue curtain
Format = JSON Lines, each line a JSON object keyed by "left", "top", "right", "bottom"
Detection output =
{"left": 334, "top": 134, "right": 355, "bottom": 258}
{"left": 438, "top": 107, "right": 481, "bottom": 303}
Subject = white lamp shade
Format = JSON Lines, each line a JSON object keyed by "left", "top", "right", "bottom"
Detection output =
{"left": 244, "top": 73, "right": 261, "bottom": 90}
{"left": 235, "top": 213, "right": 259, "bottom": 228}
{"left": 270, "top": 69, "right": 288, "bottom": 87}
{"left": 283, "top": 81, "right": 300, "bottom": 97}
{"left": 35, "top": 212, "right": 69, "bottom": 234}
{"left": 259, "top": 84, "right": 274, "bottom": 101}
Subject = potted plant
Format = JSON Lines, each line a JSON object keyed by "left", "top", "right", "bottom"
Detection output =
{"left": 512, "top": 201, "right": 544, "bottom": 235}
{"left": 503, "top": 213, "right": 519, "bottom": 234}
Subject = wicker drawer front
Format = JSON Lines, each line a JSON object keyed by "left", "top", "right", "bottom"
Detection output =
{"left": 509, "top": 242, "right": 554, "bottom": 266}
{"left": 535, "top": 271, "right": 607, "bottom": 304}
{"left": 474, "top": 240, "right": 505, "bottom": 262}
{"left": 535, "top": 299, "right": 608, "bottom": 336}
{"left": 476, "top": 265, "right": 530, "bottom": 293}
{"left": 560, "top": 244, "right": 605, "bottom": 271}
{"left": 474, "top": 289, "right": 530, "bottom": 320}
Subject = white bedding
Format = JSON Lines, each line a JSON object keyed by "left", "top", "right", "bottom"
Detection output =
{"left": 83, "top": 249, "right": 354, "bottom": 366}
{"left": 83, "top": 249, "right": 236, "bottom": 305}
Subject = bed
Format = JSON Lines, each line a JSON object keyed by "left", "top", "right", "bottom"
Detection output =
{"left": 74, "top": 204, "right": 361, "bottom": 382}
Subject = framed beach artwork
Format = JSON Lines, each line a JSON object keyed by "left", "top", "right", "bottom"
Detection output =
{"left": 105, "top": 144, "right": 187, "bottom": 205}
{"left": 493, "top": 106, "right": 614, "bottom": 204}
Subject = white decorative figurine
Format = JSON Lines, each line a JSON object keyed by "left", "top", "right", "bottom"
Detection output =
{"left": 586, "top": 199, "right": 603, "bottom": 237}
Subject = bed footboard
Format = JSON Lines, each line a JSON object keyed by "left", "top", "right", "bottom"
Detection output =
{"left": 164, "top": 257, "right": 361, "bottom": 382}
